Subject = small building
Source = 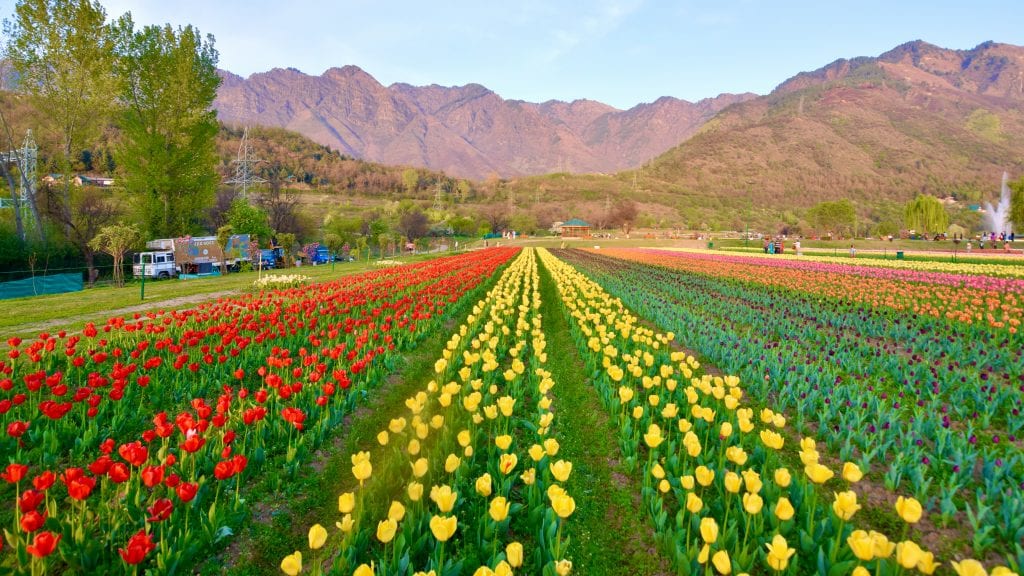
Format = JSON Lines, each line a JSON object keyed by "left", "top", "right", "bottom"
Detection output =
{"left": 560, "top": 218, "right": 591, "bottom": 238}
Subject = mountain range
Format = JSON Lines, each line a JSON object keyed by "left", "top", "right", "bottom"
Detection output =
{"left": 215, "top": 40, "right": 1024, "bottom": 210}
{"left": 214, "top": 66, "right": 754, "bottom": 180}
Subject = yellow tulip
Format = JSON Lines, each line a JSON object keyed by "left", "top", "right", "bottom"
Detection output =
{"left": 742, "top": 469, "right": 762, "bottom": 494}
{"left": 551, "top": 460, "right": 573, "bottom": 482}
{"left": 724, "top": 471, "right": 742, "bottom": 494}
{"left": 643, "top": 423, "right": 664, "bottom": 448}
{"left": 377, "top": 430, "right": 389, "bottom": 446}
{"left": 895, "top": 495, "right": 923, "bottom": 524}
{"left": 852, "top": 567, "right": 871, "bottom": 576}
{"left": 388, "top": 501, "right": 406, "bottom": 523}
{"left": 414, "top": 571, "right": 437, "bottom": 576}
{"left": 742, "top": 492, "right": 764, "bottom": 515}
{"left": 407, "top": 439, "right": 421, "bottom": 456}
{"left": 726, "top": 446, "right": 748, "bottom": 466}
{"left": 444, "top": 454, "right": 461, "bottom": 474}
{"left": 712, "top": 550, "right": 732, "bottom": 574}
{"left": 917, "top": 551, "right": 941, "bottom": 575}
{"left": 869, "top": 531, "right": 895, "bottom": 558}
{"left": 698, "top": 544, "right": 710, "bottom": 564}
{"left": 489, "top": 496, "right": 511, "bottom": 522}
{"left": 991, "top": 568, "right": 1019, "bottom": 576}
{"left": 681, "top": 475, "right": 695, "bottom": 490}
{"left": 686, "top": 492, "right": 703, "bottom": 513}
{"left": 647, "top": 394, "right": 660, "bottom": 407}
{"left": 700, "top": 517, "right": 718, "bottom": 544}
{"left": 774, "top": 497, "right": 794, "bottom": 521}
{"left": 493, "top": 561, "right": 513, "bottom": 576}
{"left": 457, "top": 429, "right": 472, "bottom": 447}
{"left": 765, "top": 534, "right": 796, "bottom": 571}
{"left": 411, "top": 457, "right": 429, "bottom": 478}
{"left": 678, "top": 418, "right": 693, "bottom": 433}
{"left": 528, "top": 444, "right": 546, "bottom": 462}
{"left": 759, "top": 429, "right": 784, "bottom": 450}
{"left": 555, "top": 559, "right": 573, "bottom": 575}
{"left": 832, "top": 490, "right": 860, "bottom": 520}
{"left": 500, "top": 453, "right": 519, "bottom": 475}
{"left": 842, "top": 462, "right": 863, "bottom": 483}
{"left": 376, "top": 518, "right": 397, "bottom": 543}
{"left": 544, "top": 438, "right": 560, "bottom": 456}
{"left": 799, "top": 449, "right": 819, "bottom": 465}
{"left": 352, "top": 459, "right": 372, "bottom": 484}
{"left": 951, "top": 560, "right": 989, "bottom": 576}
{"left": 520, "top": 468, "right": 536, "bottom": 485}
{"left": 506, "top": 542, "right": 524, "bottom": 568}
{"left": 338, "top": 492, "right": 355, "bottom": 514}
{"left": 430, "top": 484, "right": 458, "bottom": 513}
{"left": 804, "top": 462, "right": 834, "bottom": 484}
{"left": 800, "top": 437, "right": 816, "bottom": 451}
{"left": 651, "top": 463, "right": 666, "bottom": 480}
{"left": 389, "top": 417, "right": 407, "bottom": 434}
{"left": 497, "top": 396, "right": 516, "bottom": 417}
{"left": 408, "top": 481, "right": 424, "bottom": 501}
{"left": 308, "top": 523, "right": 327, "bottom": 550}
{"left": 475, "top": 473, "right": 493, "bottom": 497}
{"left": 847, "top": 530, "right": 875, "bottom": 561}
{"left": 774, "top": 468, "right": 791, "bottom": 488}
{"left": 336, "top": 513, "right": 354, "bottom": 533}
{"left": 552, "top": 493, "right": 576, "bottom": 518}
{"left": 493, "top": 434, "right": 512, "bottom": 451}
{"left": 895, "top": 541, "right": 922, "bottom": 569}
{"left": 483, "top": 405, "right": 498, "bottom": 420}
{"left": 281, "top": 551, "right": 302, "bottom": 576}
{"left": 429, "top": 514, "right": 458, "bottom": 542}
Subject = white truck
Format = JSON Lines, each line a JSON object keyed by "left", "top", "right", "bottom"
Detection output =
{"left": 133, "top": 234, "right": 254, "bottom": 279}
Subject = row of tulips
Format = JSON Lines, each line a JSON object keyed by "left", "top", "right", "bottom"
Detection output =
{"left": 0, "top": 248, "right": 519, "bottom": 574}
{"left": 282, "top": 248, "right": 576, "bottom": 576}
{"left": 715, "top": 246, "right": 1024, "bottom": 279}
{"left": 538, "top": 248, "right": 1018, "bottom": 576}
{"left": 632, "top": 248, "right": 1023, "bottom": 330}
{"left": 557, "top": 248, "right": 1024, "bottom": 561}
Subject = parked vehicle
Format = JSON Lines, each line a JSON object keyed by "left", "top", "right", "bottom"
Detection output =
{"left": 311, "top": 246, "right": 333, "bottom": 265}
{"left": 132, "top": 251, "right": 177, "bottom": 279}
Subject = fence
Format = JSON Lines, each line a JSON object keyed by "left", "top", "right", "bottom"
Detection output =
{"left": 0, "top": 272, "right": 83, "bottom": 300}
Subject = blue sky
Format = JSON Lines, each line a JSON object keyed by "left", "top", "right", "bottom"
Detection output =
{"left": 6, "top": 0, "right": 1023, "bottom": 109}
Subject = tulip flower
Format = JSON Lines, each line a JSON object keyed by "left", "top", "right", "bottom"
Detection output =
{"left": 842, "top": 462, "right": 863, "bottom": 483}
{"left": 543, "top": 438, "right": 560, "bottom": 456}
{"left": 388, "top": 501, "right": 406, "bottom": 523}
{"left": 774, "top": 497, "right": 794, "bottom": 521}
{"left": 917, "top": 551, "right": 941, "bottom": 575}
{"left": 499, "top": 453, "right": 518, "bottom": 475}
{"left": 307, "top": 524, "right": 327, "bottom": 550}
{"left": 700, "top": 517, "right": 718, "bottom": 544}
{"left": 411, "top": 458, "right": 429, "bottom": 478}
{"left": 551, "top": 493, "right": 576, "bottom": 518}
{"left": 643, "top": 423, "right": 664, "bottom": 448}
{"left": 550, "top": 460, "right": 573, "bottom": 482}
{"left": 429, "top": 514, "right": 458, "bottom": 541}
{"left": 376, "top": 518, "right": 397, "bottom": 544}
{"left": 353, "top": 563, "right": 375, "bottom": 576}
{"left": 951, "top": 560, "right": 989, "bottom": 576}
{"left": 804, "top": 462, "right": 834, "bottom": 484}
{"left": 339, "top": 492, "right": 355, "bottom": 514}
{"left": 119, "top": 530, "right": 155, "bottom": 565}
{"left": 712, "top": 550, "right": 732, "bottom": 574}
{"left": 832, "top": 490, "right": 860, "bottom": 520}
{"left": 895, "top": 495, "right": 923, "bottom": 524}
{"left": 896, "top": 541, "right": 923, "bottom": 569}
{"left": 408, "top": 481, "right": 424, "bottom": 502}
{"left": 686, "top": 492, "right": 704, "bottom": 513}
{"left": 724, "top": 472, "right": 742, "bottom": 493}
{"left": 336, "top": 514, "right": 354, "bottom": 533}
{"left": 444, "top": 454, "right": 461, "bottom": 473}
{"left": 430, "top": 484, "right": 458, "bottom": 513}
{"left": 773, "top": 468, "right": 791, "bottom": 488}
{"left": 555, "top": 559, "right": 572, "bottom": 575}
{"left": 743, "top": 492, "right": 764, "bottom": 515}
{"left": 506, "top": 542, "right": 524, "bottom": 567}
{"left": 495, "top": 435, "right": 513, "bottom": 451}
{"left": 489, "top": 496, "right": 511, "bottom": 522}
{"left": 765, "top": 534, "right": 796, "bottom": 571}
{"left": 695, "top": 466, "right": 715, "bottom": 487}
{"left": 847, "top": 530, "right": 875, "bottom": 561}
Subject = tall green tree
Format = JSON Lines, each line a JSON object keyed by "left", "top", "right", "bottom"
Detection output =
{"left": 903, "top": 194, "right": 949, "bottom": 235}
{"left": 806, "top": 199, "right": 856, "bottom": 238}
{"left": 113, "top": 18, "right": 220, "bottom": 238}
{"left": 1009, "top": 176, "right": 1024, "bottom": 234}
{"left": 4, "top": 0, "right": 118, "bottom": 237}
{"left": 227, "top": 199, "right": 272, "bottom": 243}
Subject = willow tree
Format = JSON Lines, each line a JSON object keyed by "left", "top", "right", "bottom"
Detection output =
{"left": 89, "top": 223, "right": 140, "bottom": 288}
{"left": 1010, "top": 176, "right": 1024, "bottom": 233}
{"left": 113, "top": 17, "right": 220, "bottom": 238}
{"left": 904, "top": 195, "right": 949, "bottom": 235}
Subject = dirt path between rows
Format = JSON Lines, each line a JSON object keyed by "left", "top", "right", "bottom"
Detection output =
{"left": 7, "top": 289, "right": 242, "bottom": 338}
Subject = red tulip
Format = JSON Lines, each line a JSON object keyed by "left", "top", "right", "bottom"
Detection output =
{"left": 147, "top": 498, "right": 174, "bottom": 522}
{"left": 181, "top": 435, "right": 206, "bottom": 453}
{"left": 118, "top": 441, "right": 149, "bottom": 467}
{"left": 175, "top": 481, "right": 198, "bottom": 502}
{"left": 19, "top": 489, "right": 45, "bottom": 513}
{"left": 32, "top": 471, "right": 55, "bottom": 491}
{"left": 26, "top": 531, "right": 61, "bottom": 558}
{"left": 118, "top": 530, "right": 155, "bottom": 565}
{"left": 66, "top": 475, "right": 96, "bottom": 501}
{"left": 1, "top": 463, "right": 28, "bottom": 483}
{"left": 6, "top": 420, "right": 29, "bottom": 438}
{"left": 88, "top": 455, "right": 113, "bottom": 476}
{"left": 213, "top": 460, "right": 235, "bottom": 480}
{"left": 108, "top": 463, "right": 130, "bottom": 484}
{"left": 20, "top": 509, "right": 47, "bottom": 532}
{"left": 140, "top": 465, "right": 164, "bottom": 488}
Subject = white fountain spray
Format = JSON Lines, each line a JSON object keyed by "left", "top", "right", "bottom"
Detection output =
{"left": 982, "top": 172, "right": 1015, "bottom": 235}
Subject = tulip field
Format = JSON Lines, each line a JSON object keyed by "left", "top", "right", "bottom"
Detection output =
{"left": 1, "top": 246, "right": 1022, "bottom": 575}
